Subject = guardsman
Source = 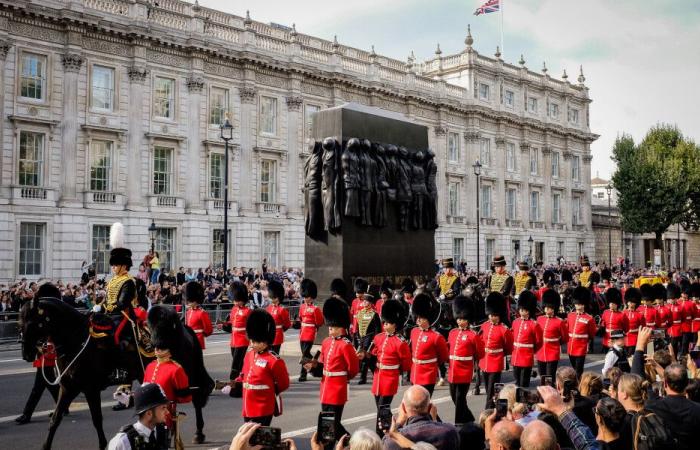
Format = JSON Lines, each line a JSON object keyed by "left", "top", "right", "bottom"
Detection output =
{"left": 622, "top": 288, "right": 643, "bottom": 354}
{"left": 409, "top": 293, "right": 449, "bottom": 396}
{"left": 235, "top": 309, "right": 290, "bottom": 426}
{"left": 435, "top": 258, "right": 460, "bottom": 301}
{"left": 666, "top": 283, "right": 684, "bottom": 356}
{"left": 330, "top": 278, "right": 349, "bottom": 302}
{"left": 653, "top": 283, "right": 670, "bottom": 331}
{"left": 511, "top": 290, "right": 543, "bottom": 387}
{"left": 536, "top": 289, "right": 568, "bottom": 380}
{"left": 692, "top": 283, "right": 700, "bottom": 346}
{"left": 184, "top": 282, "right": 213, "bottom": 350}
{"left": 638, "top": 284, "right": 659, "bottom": 329}
{"left": 487, "top": 256, "right": 514, "bottom": 325}
{"left": 600, "top": 287, "right": 629, "bottom": 352}
{"left": 578, "top": 257, "right": 592, "bottom": 288}
{"left": 297, "top": 279, "right": 324, "bottom": 382}
{"left": 222, "top": 281, "right": 251, "bottom": 384}
{"left": 350, "top": 278, "right": 370, "bottom": 337}
{"left": 479, "top": 292, "right": 513, "bottom": 409}
{"left": 513, "top": 261, "right": 531, "bottom": 297}
{"left": 680, "top": 280, "right": 696, "bottom": 356}
{"left": 448, "top": 289, "right": 485, "bottom": 424}
{"left": 304, "top": 297, "right": 359, "bottom": 444}
{"left": 567, "top": 286, "right": 597, "bottom": 378}
{"left": 265, "top": 280, "right": 291, "bottom": 355}
{"left": 356, "top": 294, "right": 381, "bottom": 385}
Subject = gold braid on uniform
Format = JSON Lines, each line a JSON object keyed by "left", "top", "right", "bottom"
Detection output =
{"left": 514, "top": 273, "right": 529, "bottom": 294}
{"left": 357, "top": 308, "right": 376, "bottom": 338}
{"left": 439, "top": 274, "right": 457, "bottom": 296}
{"left": 579, "top": 271, "right": 591, "bottom": 288}
{"left": 490, "top": 273, "right": 510, "bottom": 293}
{"left": 105, "top": 273, "right": 135, "bottom": 313}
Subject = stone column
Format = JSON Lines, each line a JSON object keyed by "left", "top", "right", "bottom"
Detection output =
{"left": 126, "top": 66, "right": 148, "bottom": 209}
{"left": 520, "top": 142, "right": 531, "bottom": 230}
{"left": 433, "top": 126, "right": 447, "bottom": 223}
{"left": 285, "top": 95, "right": 303, "bottom": 215}
{"left": 464, "top": 130, "right": 481, "bottom": 225}
{"left": 583, "top": 153, "right": 593, "bottom": 228}
{"left": 185, "top": 75, "right": 204, "bottom": 212}
{"left": 238, "top": 86, "right": 257, "bottom": 212}
{"left": 495, "top": 136, "right": 506, "bottom": 226}
{"left": 563, "top": 149, "right": 573, "bottom": 229}
{"left": 0, "top": 40, "right": 10, "bottom": 190}
{"left": 542, "top": 145, "right": 552, "bottom": 227}
{"left": 59, "top": 52, "right": 84, "bottom": 206}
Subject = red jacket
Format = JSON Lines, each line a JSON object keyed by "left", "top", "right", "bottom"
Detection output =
{"left": 33, "top": 342, "right": 56, "bottom": 368}
{"left": 186, "top": 306, "right": 213, "bottom": 349}
{"left": 266, "top": 304, "right": 291, "bottom": 346}
{"left": 637, "top": 305, "right": 659, "bottom": 329}
{"left": 351, "top": 297, "right": 376, "bottom": 335}
{"left": 693, "top": 301, "right": 700, "bottom": 333}
{"left": 600, "top": 310, "right": 629, "bottom": 348}
{"left": 566, "top": 312, "right": 596, "bottom": 357}
{"left": 370, "top": 332, "right": 411, "bottom": 396}
{"left": 656, "top": 305, "right": 671, "bottom": 329}
{"left": 624, "top": 309, "right": 643, "bottom": 347}
{"left": 447, "top": 327, "right": 484, "bottom": 384}
{"left": 479, "top": 322, "right": 513, "bottom": 373}
{"left": 668, "top": 302, "right": 684, "bottom": 338}
{"left": 229, "top": 305, "right": 251, "bottom": 348}
{"left": 410, "top": 327, "right": 449, "bottom": 385}
{"left": 237, "top": 349, "right": 289, "bottom": 418}
{"left": 143, "top": 359, "right": 191, "bottom": 403}
{"left": 318, "top": 336, "right": 359, "bottom": 405}
{"left": 299, "top": 302, "right": 324, "bottom": 342}
{"left": 536, "top": 315, "right": 568, "bottom": 363}
{"left": 511, "top": 318, "right": 543, "bottom": 368}
{"left": 681, "top": 300, "right": 695, "bottom": 333}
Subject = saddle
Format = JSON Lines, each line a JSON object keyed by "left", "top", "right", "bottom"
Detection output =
{"left": 89, "top": 311, "right": 154, "bottom": 358}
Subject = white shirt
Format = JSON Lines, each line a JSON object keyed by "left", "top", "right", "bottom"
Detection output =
{"left": 602, "top": 345, "right": 622, "bottom": 378}
{"left": 108, "top": 421, "right": 156, "bottom": 450}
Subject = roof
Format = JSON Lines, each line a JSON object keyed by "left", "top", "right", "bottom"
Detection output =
{"left": 591, "top": 177, "right": 609, "bottom": 186}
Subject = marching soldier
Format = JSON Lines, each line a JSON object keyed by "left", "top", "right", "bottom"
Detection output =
{"left": 536, "top": 289, "right": 568, "bottom": 380}
{"left": 567, "top": 286, "right": 597, "bottom": 378}
{"left": 600, "top": 287, "right": 629, "bottom": 353}
{"left": 235, "top": 309, "right": 290, "bottom": 425}
{"left": 223, "top": 281, "right": 252, "bottom": 385}
{"left": 578, "top": 257, "right": 593, "bottom": 288}
{"left": 297, "top": 279, "right": 324, "bottom": 382}
{"left": 401, "top": 277, "right": 417, "bottom": 305}
{"left": 435, "top": 258, "right": 460, "bottom": 300}
{"left": 622, "top": 288, "right": 643, "bottom": 354}
{"left": 653, "top": 283, "right": 670, "bottom": 331}
{"left": 513, "top": 261, "right": 531, "bottom": 297}
{"left": 692, "top": 283, "right": 700, "bottom": 347}
{"left": 666, "top": 283, "right": 684, "bottom": 356}
{"left": 409, "top": 293, "right": 449, "bottom": 396}
{"left": 680, "top": 281, "right": 696, "bottom": 356}
{"left": 638, "top": 284, "right": 660, "bottom": 329}
{"left": 448, "top": 289, "right": 485, "bottom": 424}
{"left": 184, "top": 282, "right": 213, "bottom": 350}
{"left": 351, "top": 278, "right": 370, "bottom": 337}
{"left": 265, "top": 280, "right": 291, "bottom": 355}
{"left": 356, "top": 294, "right": 382, "bottom": 385}
{"left": 330, "top": 278, "right": 349, "bottom": 302}
{"left": 480, "top": 292, "right": 513, "bottom": 409}
{"left": 511, "top": 290, "right": 543, "bottom": 387}
{"left": 487, "top": 256, "right": 514, "bottom": 326}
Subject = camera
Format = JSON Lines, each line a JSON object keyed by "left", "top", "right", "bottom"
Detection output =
{"left": 540, "top": 375, "right": 553, "bottom": 387}
{"left": 377, "top": 405, "right": 392, "bottom": 432}
{"left": 249, "top": 426, "right": 283, "bottom": 450}
{"left": 495, "top": 398, "right": 509, "bottom": 419}
{"left": 317, "top": 412, "right": 336, "bottom": 444}
{"left": 516, "top": 387, "right": 542, "bottom": 407}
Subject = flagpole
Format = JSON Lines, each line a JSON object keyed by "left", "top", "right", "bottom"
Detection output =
{"left": 500, "top": 0, "right": 504, "bottom": 58}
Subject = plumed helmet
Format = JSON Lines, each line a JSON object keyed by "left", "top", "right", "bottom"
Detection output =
{"left": 108, "top": 222, "right": 132, "bottom": 268}
{"left": 411, "top": 292, "right": 439, "bottom": 323}
{"left": 652, "top": 283, "right": 666, "bottom": 301}
{"left": 624, "top": 287, "right": 641, "bottom": 306}
{"left": 517, "top": 290, "right": 538, "bottom": 317}
{"left": 605, "top": 287, "right": 623, "bottom": 307}
{"left": 246, "top": 309, "right": 276, "bottom": 345}
{"left": 666, "top": 283, "right": 681, "bottom": 300}
{"left": 268, "top": 279, "right": 285, "bottom": 301}
{"left": 542, "top": 289, "right": 561, "bottom": 310}
{"left": 183, "top": 281, "right": 204, "bottom": 304}
{"left": 230, "top": 281, "right": 249, "bottom": 303}
{"left": 401, "top": 278, "right": 417, "bottom": 295}
{"left": 452, "top": 294, "right": 475, "bottom": 322}
{"left": 354, "top": 278, "right": 369, "bottom": 294}
{"left": 380, "top": 299, "right": 408, "bottom": 328}
{"left": 301, "top": 278, "right": 318, "bottom": 299}
{"left": 572, "top": 286, "right": 590, "bottom": 306}
{"left": 485, "top": 291, "right": 507, "bottom": 318}
{"left": 323, "top": 297, "right": 351, "bottom": 329}
{"left": 330, "top": 278, "right": 348, "bottom": 300}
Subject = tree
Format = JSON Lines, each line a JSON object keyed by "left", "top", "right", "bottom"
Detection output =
{"left": 611, "top": 125, "right": 699, "bottom": 268}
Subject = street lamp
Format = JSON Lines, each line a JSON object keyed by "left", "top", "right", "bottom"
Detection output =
{"left": 606, "top": 183, "right": 612, "bottom": 267}
{"left": 473, "top": 160, "right": 482, "bottom": 275}
{"left": 148, "top": 219, "right": 157, "bottom": 254}
{"left": 220, "top": 113, "right": 234, "bottom": 280}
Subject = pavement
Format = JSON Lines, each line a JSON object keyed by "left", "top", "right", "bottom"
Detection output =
{"left": 0, "top": 330, "right": 607, "bottom": 450}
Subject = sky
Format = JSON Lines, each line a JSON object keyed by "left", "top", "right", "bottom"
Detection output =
{"left": 198, "top": 0, "right": 700, "bottom": 180}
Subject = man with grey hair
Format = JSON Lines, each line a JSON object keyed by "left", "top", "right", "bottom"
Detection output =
{"left": 348, "top": 427, "right": 382, "bottom": 450}
{"left": 520, "top": 421, "right": 559, "bottom": 450}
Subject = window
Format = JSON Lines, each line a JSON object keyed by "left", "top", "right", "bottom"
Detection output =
{"left": 155, "top": 228, "right": 175, "bottom": 272}
{"left": 552, "top": 193, "right": 561, "bottom": 223}
{"left": 557, "top": 241, "right": 565, "bottom": 258}
{"left": 479, "top": 83, "right": 490, "bottom": 100}
{"left": 212, "top": 229, "right": 230, "bottom": 269}
{"left": 263, "top": 231, "right": 280, "bottom": 268}
{"left": 19, "top": 222, "right": 45, "bottom": 276}
{"left": 548, "top": 102, "right": 559, "bottom": 119}
{"left": 530, "top": 191, "right": 540, "bottom": 221}
{"left": 527, "top": 97, "right": 538, "bottom": 113}
{"left": 90, "top": 140, "right": 113, "bottom": 191}
{"left": 597, "top": 191, "right": 605, "bottom": 199}
{"left": 20, "top": 53, "right": 47, "bottom": 100}
{"left": 209, "top": 87, "right": 229, "bottom": 126}
{"left": 448, "top": 182, "right": 460, "bottom": 216}
{"left": 153, "top": 77, "right": 175, "bottom": 119}
{"left": 572, "top": 196, "right": 581, "bottom": 225}
{"left": 448, "top": 132, "right": 460, "bottom": 162}
{"left": 92, "top": 225, "right": 110, "bottom": 274}
{"left": 506, "top": 142, "right": 517, "bottom": 172}
{"left": 578, "top": 241, "right": 585, "bottom": 258}
{"left": 153, "top": 147, "right": 174, "bottom": 195}
{"left": 551, "top": 152, "right": 560, "bottom": 178}
{"left": 485, "top": 238, "right": 495, "bottom": 269}
{"left": 569, "top": 108, "right": 579, "bottom": 124}
{"left": 452, "top": 238, "right": 464, "bottom": 263}
{"left": 91, "top": 66, "right": 114, "bottom": 111}
{"left": 305, "top": 104, "right": 320, "bottom": 139}
{"left": 530, "top": 148, "right": 539, "bottom": 175}
{"left": 506, "top": 188, "right": 517, "bottom": 220}
{"left": 480, "top": 139, "right": 491, "bottom": 166}
{"left": 504, "top": 90, "right": 514, "bottom": 108}
{"left": 260, "top": 159, "right": 277, "bottom": 203}
{"left": 572, "top": 155, "right": 581, "bottom": 181}
{"left": 481, "top": 185, "right": 492, "bottom": 218}
{"left": 18, "top": 131, "right": 44, "bottom": 186}
{"left": 209, "top": 153, "right": 224, "bottom": 199}
{"left": 260, "top": 96, "right": 277, "bottom": 135}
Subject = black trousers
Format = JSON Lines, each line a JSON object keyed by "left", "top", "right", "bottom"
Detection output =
{"left": 569, "top": 355, "right": 586, "bottom": 379}
{"left": 244, "top": 415, "right": 272, "bottom": 426}
{"left": 23, "top": 368, "right": 59, "bottom": 417}
{"left": 270, "top": 345, "right": 281, "bottom": 355}
{"left": 299, "top": 341, "right": 313, "bottom": 377}
{"left": 670, "top": 336, "right": 682, "bottom": 357}
{"left": 681, "top": 333, "right": 694, "bottom": 356}
{"left": 321, "top": 403, "right": 346, "bottom": 449}
{"left": 449, "top": 383, "right": 473, "bottom": 424}
{"left": 483, "top": 371, "right": 501, "bottom": 409}
{"left": 421, "top": 384, "right": 435, "bottom": 396}
{"left": 537, "top": 360, "right": 558, "bottom": 381}
{"left": 438, "top": 363, "right": 447, "bottom": 379}
{"left": 230, "top": 346, "right": 247, "bottom": 380}
{"left": 513, "top": 366, "right": 532, "bottom": 387}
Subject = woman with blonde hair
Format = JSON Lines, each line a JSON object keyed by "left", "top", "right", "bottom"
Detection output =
{"left": 579, "top": 371, "right": 604, "bottom": 402}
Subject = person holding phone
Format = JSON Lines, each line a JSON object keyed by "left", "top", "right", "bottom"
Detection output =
{"left": 511, "top": 290, "right": 543, "bottom": 387}
{"left": 409, "top": 293, "right": 448, "bottom": 396}
{"left": 567, "top": 286, "right": 597, "bottom": 378}
{"left": 297, "top": 279, "right": 324, "bottom": 382}
{"left": 480, "top": 292, "right": 513, "bottom": 409}
{"left": 537, "top": 289, "right": 568, "bottom": 381}
{"left": 265, "top": 280, "right": 291, "bottom": 355}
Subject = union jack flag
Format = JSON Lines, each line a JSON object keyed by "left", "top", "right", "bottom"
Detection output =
{"left": 474, "top": 0, "right": 500, "bottom": 15}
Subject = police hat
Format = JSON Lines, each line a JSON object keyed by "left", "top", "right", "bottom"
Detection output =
{"left": 323, "top": 297, "right": 351, "bottom": 329}
{"left": 610, "top": 329, "right": 626, "bottom": 340}
{"left": 183, "top": 281, "right": 205, "bottom": 304}
{"left": 230, "top": 281, "right": 249, "bottom": 303}
{"left": 605, "top": 287, "right": 623, "bottom": 307}
{"left": 380, "top": 299, "right": 408, "bottom": 328}
{"left": 624, "top": 287, "right": 641, "bottom": 306}
{"left": 542, "top": 289, "right": 561, "bottom": 310}
{"left": 268, "top": 279, "right": 285, "bottom": 302}
{"left": 134, "top": 383, "right": 169, "bottom": 415}
{"left": 301, "top": 279, "right": 318, "bottom": 299}
{"left": 517, "top": 290, "right": 538, "bottom": 317}
{"left": 412, "top": 292, "right": 439, "bottom": 323}
{"left": 246, "top": 309, "right": 276, "bottom": 345}
{"left": 572, "top": 286, "right": 590, "bottom": 306}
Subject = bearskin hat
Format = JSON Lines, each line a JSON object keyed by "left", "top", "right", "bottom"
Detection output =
{"left": 517, "top": 290, "right": 538, "bottom": 317}
{"left": 485, "top": 291, "right": 507, "bottom": 318}
{"left": 36, "top": 283, "right": 61, "bottom": 300}
{"left": 268, "top": 279, "right": 285, "bottom": 301}
{"left": 368, "top": 284, "right": 380, "bottom": 301}
{"left": 230, "top": 281, "right": 249, "bottom": 303}
{"left": 605, "top": 287, "right": 623, "bottom": 307}
{"left": 690, "top": 282, "right": 700, "bottom": 299}
{"left": 380, "top": 299, "right": 408, "bottom": 328}
{"left": 640, "top": 283, "right": 654, "bottom": 302}
{"left": 542, "top": 289, "right": 561, "bottom": 310}
{"left": 354, "top": 278, "right": 369, "bottom": 294}
{"left": 301, "top": 279, "right": 318, "bottom": 299}
{"left": 666, "top": 283, "right": 681, "bottom": 300}
{"left": 380, "top": 278, "right": 394, "bottom": 293}
{"left": 183, "top": 281, "right": 204, "bottom": 304}
{"left": 412, "top": 292, "right": 438, "bottom": 323}
{"left": 452, "top": 295, "right": 475, "bottom": 322}
{"left": 680, "top": 278, "right": 691, "bottom": 296}
{"left": 246, "top": 309, "right": 276, "bottom": 345}
{"left": 543, "top": 270, "right": 555, "bottom": 286}
{"left": 108, "top": 222, "right": 132, "bottom": 268}
{"left": 330, "top": 278, "right": 348, "bottom": 300}
{"left": 465, "top": 276, "right": 479, "bottom": 285}
{"left": 652, "top": 283, "right": 666, "bottom": 301}
{"left": 401, "top": 277, "right": 417, "bottom": 295}
{"left": 572, "top": 286, "right": 590, "bottom": 306}
{"left": 590, "top": 271, "right": 601, "bottom": 284}
{"left": 562, "top": 269, "right": 573, "bottom": 282}
{"left": 601, "top": 268, "right": 612, "bottom": 281}
{"left": 624, "top": 287, "right": 641, "bottom": 306}
{"left": 323, "top": 297, "right": 351, "bottom": 329}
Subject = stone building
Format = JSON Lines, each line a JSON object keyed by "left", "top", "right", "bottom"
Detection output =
{"left": 0, "top": 0, "right": 598, "bottom": 281}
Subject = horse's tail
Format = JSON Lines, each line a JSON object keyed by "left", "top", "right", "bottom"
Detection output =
{"left": 183, "top": 327, "right": 214, "bottom": 408}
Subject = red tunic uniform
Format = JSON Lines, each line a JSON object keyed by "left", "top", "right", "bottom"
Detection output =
{"left": 536, "top": 315, "right": 569, "bottom": 363}
{"left": 229, "top": 305, "right": 251, "bottom": 348}
{"left": 266, "top": 304, "right": 291, "bottom": 346}
{"left": 600, "top": 310, "right": 629, "bottom": 348}
{"left": 511, "top": 318, "right": 543, "bottom": 368}
{"left": 409, "top": 327, "right": 449, "bottom": 385}
{"left": 479, "top": 322, "right": 513, "bottom": 373}
{"left": 566, "top": 312, "right": 596, "bottom": 357}
{"left": 34, "top": 342, "right": 56, "bottom": 368}
{"left": 143, "top": 359, "right": 191, "bottom": 404}
{"left": 681, "top": 300, "right": 695, "bottom": 334}
{"left": 299, "top": 302, "right": 324, "bottom": 342}
{"left": 637, "top": 305, "right": 659, "bottom": 329}
{"left": 668, "top": 302, "right": 684, "bottom": 338}
{"left": 236, "top": 349, "right": 290, "bottom": 418}
{"left": 318, "top": 336, "right": 359, "bottom": 405}
{"left": 624, "top": 309, "right": 643, "bottom": 347}
{"left": 656, "top": 305, "right": 671, "bottom": 330}
{"left": 692, "top": 301, "right": 700, "bottom": 333}
{"left": 185, "top": 306, "right": 213, "bottom": 349}
{"left": 447, "top": 327, "right": 484, "bottom": 384}
{"left": 370, "top": 332, "right": 412, "bottom": 396}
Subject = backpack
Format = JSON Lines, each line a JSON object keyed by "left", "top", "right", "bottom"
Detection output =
{"left": 631, "top": 410, "right": 675, "bottom": 450}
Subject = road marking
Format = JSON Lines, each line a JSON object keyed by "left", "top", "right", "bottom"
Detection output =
{"left": 0, "top": 400, "right": 118, "bottom": 424}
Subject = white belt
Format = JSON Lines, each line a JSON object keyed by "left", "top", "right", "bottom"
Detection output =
{"left": 243, "top": 383, "right": 271, "bottom": 390}
{"left": 378, "top": 364, "right": 400, "bottom": 370}
{"left": 449, "top": 355, "right": 473, "bottom": 361}
{"left": 193, "top": 329, "right": 204, "bottom": 334}
{"left": 673, "top": 320, "right": 682, "bottom": 324}
{"left": 275, "top": 325, "right": 283, "bottom": 329}
{"left": 543, "top": 338, "right": 560, "bottom": 342}
{"left": 233, "top": 327, "right": 246, "bottom": 331}
{"left": 570, "top": 333, "right": 589, "bottom": 339}
{"left": 301, "top": 323, "right": 316, "bottom": 327}
{"left": 628, "top": 329, "right": 638, "bottom": 334}
{"left": 694, "top": 318, "right": 700, "bottom": 321}
{"left": 514, "top": 343, "right": 533, "bottom": 348}
{"left": 485, "top": 348, "right": 503, "bottom": 354}
{"left": 412, "top": 357, "right": 437, "bottom": 364}
{"left": 323, "top": 370, "right": 348, "bottom": 377}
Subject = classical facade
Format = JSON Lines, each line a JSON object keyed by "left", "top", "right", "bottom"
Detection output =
{"left": 0, "top": 0, "right": 598, "bottom": 281}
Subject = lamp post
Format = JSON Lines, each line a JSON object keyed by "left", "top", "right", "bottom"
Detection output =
{"left": 473, "top": 161, "right": 482, "bottom": 275}
{"left": 148, "top": 219, "right": 157, "bottom": 254}
{"left": 528, "top": 235, "right": 533, "bottom": 264}
{"left": 219, "top": 113, "right": 234, "bottom": 280}
{"left": 606, "top": 183, "right": 612, "bottom": 267}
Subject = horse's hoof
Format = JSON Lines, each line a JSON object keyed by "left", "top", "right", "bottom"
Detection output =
{"left": 192, "top": 433, "right": 205, "bottom": 444}
{"left": 14, "top": 414, "right": 30, "bottom": 425}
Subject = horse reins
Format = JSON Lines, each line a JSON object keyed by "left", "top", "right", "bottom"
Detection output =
{"left": 41, "top": 334, "right": 92, "bottom": 386}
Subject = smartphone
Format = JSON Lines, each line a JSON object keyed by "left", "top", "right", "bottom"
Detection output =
{"left": 603, "top": 378, "right": 611, "bottom": 390}
{"left": 516, "top": 388, "right": 542, "bottom": 405}
{"left": 541, "top": 375, "right": 553, "bottom": 387}
{"left": 562, "top": 379, "right": 578, "bottom": 402}
{"left": 318, "top": 412, "right": 336, "bottom": 444}
{"left": 249, "top": 427, "right": 281, "bottom": 449}
{"left": 378, "top": 405, "right": 392, "bottom": 432}
{"left": 646, "top": 340, "right": 655, "bottom": 356}
{"left": 652, "top": 329, "right": 666, "bottom": 340}
{"left": 495, "top": 398, "right": 509, "bottom": 419}
{"left": 690, "top": 349, "right": 700, "bottom": 360}
{"left": 494, "top": 382, "right": 505, "bottom": 399}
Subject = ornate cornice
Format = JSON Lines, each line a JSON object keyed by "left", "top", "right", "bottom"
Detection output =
{"left": 463, "top": 130, "right": 481, "bottom": 142}
{"left": 186, "top": 76, "right": 205, "bottom": 93}
{"left": 285, "top": 95, "right": 303, "bottom": 112}
{"left": 541, "top": 146, "right": 552, "bottom": 155}
{"left": 519, "top": 142, "right": 531, "bottom": 152}
{"left": 434, "top": 126, "right": 447, "bottom": 136}
{"left": 127, "top": 66, "right": 149, "bottom": 83}
{"left": 494, "top": 136, "right": 506, "bottom": 147}
{"left": 239, "top": 86, "right": 257, "bottom": 104}
{"left": 61, "top": 52, "right": 84, "bottom": 72}
{"left": 582, "top": 154, "right": 593, "bottom": 163}
{"left": 563, "top": 150, "right": 573, "bottom": 160}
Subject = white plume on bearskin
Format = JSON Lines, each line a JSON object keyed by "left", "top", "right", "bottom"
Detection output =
{"left": 110, "top": 222, "right": 125, "bottom": 249}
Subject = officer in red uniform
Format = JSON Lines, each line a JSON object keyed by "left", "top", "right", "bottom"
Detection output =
{"left": 184, "top": 282, "right": 213, "bottom": 350}
{"left": 265, "top": 280, "right": 291, "bottom": 355}
{"left": 448, "top": 289, "right": 485, "bottom": 424}
{"left": 691, "top": 283, "right": 700, "bottom": 345}
{"left": 638, "top": 284, "right": 659, "bottom": 329}
{"left": 666, "top": 283, "right": 684, "bottom": 356}
{"left": 350, "top": 278, "right": 370, "bottom": 337}
{"left": 143, "top": 346, "right": 191, "bottom": 438}
{"left": 622, "top": 287, "right": 643, "bottom": 354}
{"left": 567, "top": 286, "right": 597, "bottom": 378}
{"left": 409, "top": 293, "right": 449, "bottom": 396}
{"left": 304, "top": 297, "right": 359, "bottom": 443}
{"left": 653, "top": 283, "right": 670, "bottom": 331}
{"left": 479, "top": 292, "right": 513, "bottom": 409}
{"left": 600, "top": 287, "right": 629, "bottom": 352}
{"left": 680, "top": 280, "right": 696, "bottom": 356}
{"left": 536, "top": 289, "right": 568, "bottom": 380}
{"left": 297, "top": 279, "right": 324, "bottom": 382}
{"left": 235, "top": 309, "right": 290, "bottom": 425}
{"left": 222, "top": 281, "right": 251, "bottom": 384}
{"left": 330, "top": 278, "right": 349, "bottom": 302}
{"left": 511, "top": 290, "right": 543, "bottom": 387}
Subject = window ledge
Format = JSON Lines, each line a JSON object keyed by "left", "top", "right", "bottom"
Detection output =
{"left": 255, "top": 202, "right": 286, "bottom": 216}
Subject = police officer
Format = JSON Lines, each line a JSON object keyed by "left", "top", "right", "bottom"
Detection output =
{"left": 108, "top": 384, "right": 169, "bottom": 450}
{"left": 409, "top": 293, "right": 449, "bottom": 396}
{"left": 602, "top": 329, "right": 630, "bottom": 377}
{"left": 297, "top": 279, "right": 324, "bottom": 382}
{"left": 480, "top": 292, "right": 513, "bottom": 409}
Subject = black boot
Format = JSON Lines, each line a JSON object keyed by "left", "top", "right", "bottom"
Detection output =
{"left": 14, "top": 414, "right": 30, "bottom": 425}
{"left": 298, "top": 373, "right": 307, "bottom": 382}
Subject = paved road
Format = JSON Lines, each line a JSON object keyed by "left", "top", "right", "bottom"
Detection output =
{"left": 0, "top": 333, "right": 606, "bottom": 450}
